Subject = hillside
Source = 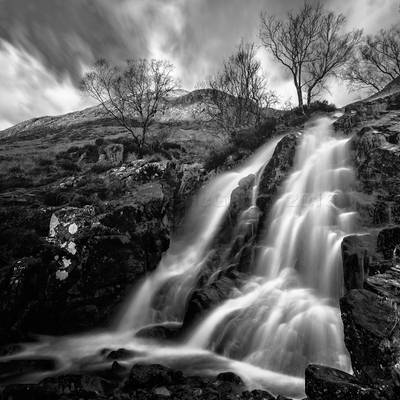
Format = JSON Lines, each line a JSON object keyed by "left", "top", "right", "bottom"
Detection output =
{"left": 0, "top": 89, "right": 227, "bottom": 167}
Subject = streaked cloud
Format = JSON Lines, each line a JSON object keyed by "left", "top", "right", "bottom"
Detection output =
{"left": 0, "top": 0, "right": 398, "bottom": 129}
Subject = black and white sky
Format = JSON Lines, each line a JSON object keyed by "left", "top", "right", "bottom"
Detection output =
{"left": 0, "top": 0, "right": 399, "bottom": 129}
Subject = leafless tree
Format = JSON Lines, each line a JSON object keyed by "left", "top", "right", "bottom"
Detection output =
{"left": 206, "top": 41, "right": 275, "bottom": 134}
{"left": 260, "top": 2, "right": 323, "bottom": 108}
{"left": 304, "top": 13, "right": 361, "bottom": 105}
{"left": 343, "top": 25, "right": 400, "bottom": 93}
{"left": 81, "top": 59, "right": 175, "bottom": 155}
{"left": 260, "top": 2, "right": 360, "bottom": 108}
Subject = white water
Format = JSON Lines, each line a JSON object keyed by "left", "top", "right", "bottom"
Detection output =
{"left": 118, "top": 136, "right": 282, "bottom": 331}
{"left": 187, "top": 117, "right": 354, "bottom": 378}
{"left": 1, "top": 117, "right": 357, "bottom": 399}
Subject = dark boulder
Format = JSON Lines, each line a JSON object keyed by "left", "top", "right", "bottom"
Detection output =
{"left": 341, "top": 234, "right": 371, "bottom": 292}
{"left": 340, "top": 289, "right": 400, "bottom": 385}
{"left": 228, "top": 174, "right": 255, "bottom": 223}
{"left": 183, "top": 270, "right": 245, "bottom": 327}
{"left": 0, "top": 183, "right": 171, "bottom": 341}
{"left": 305, "top": 364, "right": 382, "bottom": 400}
{"left": 241, "top": 389, "right": 276, "bottom": 399}
{"left": 256, "top": 133, "right": 299, "bottom": 219}
{"left": 124, "top": 364, "right": 184, "bottom": 390}
{"left": 135, "top": 322, "right": 182, "bottom": 340}
{"left": 39, "top": 374, "right": 115, "bottom": 397}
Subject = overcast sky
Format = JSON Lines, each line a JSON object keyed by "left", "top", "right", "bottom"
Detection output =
{"left": 0, "top": 0, "right": 399, "bottom": 130}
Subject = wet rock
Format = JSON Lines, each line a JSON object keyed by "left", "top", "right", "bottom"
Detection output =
{"left": 256, "top": 133, "right": 299, "bottom": 219}
{"left": 241, "top": 389, "right": 276, "bottom": 400}
{"left": 340, "top": 289, "right": 400, "bottom": 385}
{"left": 153, "top": 386, "right": 171, "bottom": 396}
{"left": 305, "top": 364, "right": 382, "bottom": 400}
{"left": 135, "top": 322, "right": 182, "bottom": 340}
{"left": 124, "top": 364, "right": 184, "bottom": 390}
{"left": 183, "top": 271, "right": 244, "bottom": 327}
{"left": 106, "top": 348, "right": 137, "bottom": 361}
{"left": 216, "top": 371, "right": 244, "bottom": 386}
{"left": 228, "top": 174, "right": 255, "bottom": 223}
{"left": 341, "top": 234, "right": 371, "bottom": 292}
{"left": 38, "top": 374, "right": 115, "bottom": 397}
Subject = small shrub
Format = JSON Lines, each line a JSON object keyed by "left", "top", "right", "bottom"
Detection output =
{"left": 163, "top": 142, "right": 185, "bottom": 152}
{"left": 95, "top": 138, "right": 105, "bottom": 147}
{"left": 81, "top": 143, "right": 99, "bottom": 162}
{"left": 37, "top": 157, "right": 54, "bottom": 167}
{"left": 307, "top": 100, "right": 336, "bottom": 113}
{"left": 57, "top": 159, "right": 80, "bottom": 172}
{"left": 43, "top": 190, "right": 71, "bottom": 206}
{"left": 0, "top": 175, "right": 33, "bottom": 190}
{"left": 65, "top": 146, "right": 80, "bottom": 154}
{"left": 8, "top": 165, "right": 23, "bottom": 175}
{"left": 204, "top": 146, "right": 234, "bottom": 171}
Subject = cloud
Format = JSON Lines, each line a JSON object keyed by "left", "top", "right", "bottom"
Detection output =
{"left": 0, "top": 0, "right": 399, "bottom": 128}
{"left": 0, "top": 41, "right": 92, "bottom": 129}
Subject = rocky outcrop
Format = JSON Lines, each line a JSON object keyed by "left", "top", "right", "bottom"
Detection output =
{"left": 0, "top": 161, "right": 190, "bottom": 342}
{"left": 340, "top": 289, "right": 400, "bottom": 386}
{"left": 256, "top": 133, "right": 299, "bottom": 220}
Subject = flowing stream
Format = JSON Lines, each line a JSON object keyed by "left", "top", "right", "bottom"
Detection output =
{"left": 1, "top": 117, "right": 357, "bottom": 399}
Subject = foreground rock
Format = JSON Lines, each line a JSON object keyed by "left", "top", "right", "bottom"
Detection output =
{"left": 0, "top": 161, "right": 193, "bottom": 342}
{"left": 341, "top": 289, "right": 400, "bottom": 387}
{"left": 305, "top": 364, "right": 383, "bottom": 400}
{"left": 0, "top": 363, "right": 280, "bottom": 400}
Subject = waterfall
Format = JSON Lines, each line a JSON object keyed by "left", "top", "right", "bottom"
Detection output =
{"left": 117, "top": 136, "right": 282, "bottom": 331}
{"left": 187, "top": 117, "right": 355, "bottom": 377}
{"left": 1, "top": 117, "right": 357, "bottom": 399}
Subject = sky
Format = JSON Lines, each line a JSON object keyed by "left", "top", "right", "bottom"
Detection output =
{"left": 0, "top": 0, "right": 399, "bottom": 130}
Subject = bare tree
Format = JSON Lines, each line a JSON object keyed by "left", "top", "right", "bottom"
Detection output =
{"left": 260, "top": 2, "right": 323, "bottom": 108}
{"left": 260, "top": 2, "right": 360, "bottom": 108}
{"left": 304, "top": 13, "right": 361, "bottom": 105}
{"left": 81, "top": 59, "right": 175, "bottom": 155}
{"left": 343, "top": 25, "right": 400, "bottom": 93}
{"left": 206, "top": 41, "right": 274, "bottom": 134}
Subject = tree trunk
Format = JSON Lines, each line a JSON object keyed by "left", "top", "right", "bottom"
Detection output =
{"left": 307, "top": 88, "right": 312, "bottom": 107}
{"left": 296, "top": 85, "right": 304, "bottom": 109}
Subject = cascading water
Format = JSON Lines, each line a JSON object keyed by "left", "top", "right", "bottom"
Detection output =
{"left": 187, "top": 117, "right": 354, "bottom": 378}
{"left": 117, "top": 136, "right": 282, "bottom": 331}
{"left": 0, "top": 117, "right": 358, "bottom": 399}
